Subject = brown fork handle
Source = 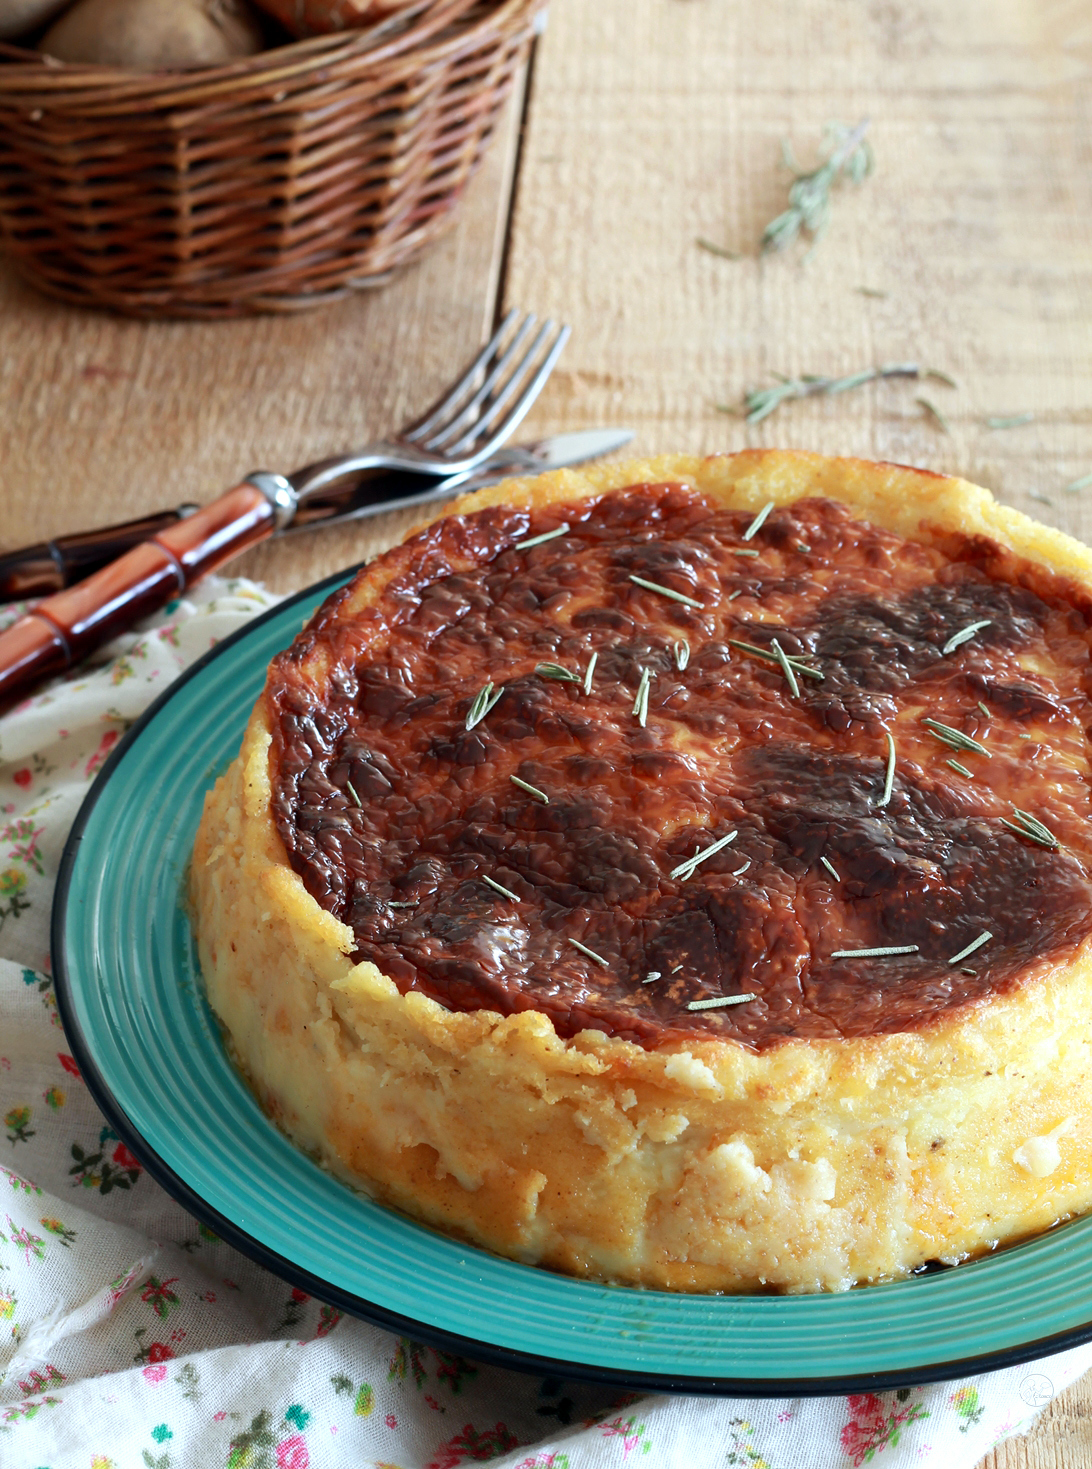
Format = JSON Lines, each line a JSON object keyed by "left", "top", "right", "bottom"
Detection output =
{"left": 0, "top": 477, "right": 293, "bottom": 712}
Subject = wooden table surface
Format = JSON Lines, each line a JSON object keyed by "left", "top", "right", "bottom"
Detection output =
{"left": 3, "top": 0, "right": 1092, "bottom": 1462}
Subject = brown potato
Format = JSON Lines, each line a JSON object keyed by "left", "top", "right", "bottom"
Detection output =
{"left": 39, "top": 0, "right": 265, "bottom": 67}
{"left": 0, "top": 0, "right": 73, "bottom": 42}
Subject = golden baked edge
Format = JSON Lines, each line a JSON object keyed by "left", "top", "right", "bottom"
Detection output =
{"left": 191, "top": 449, "right": 1092, "bottom": 1293}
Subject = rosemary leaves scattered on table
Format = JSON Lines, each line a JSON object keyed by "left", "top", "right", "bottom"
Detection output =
{"left": 916, "top": 395, "right": 951, "bottom": 435}
{"left": 761, "top": 118, "right": 874, "bottom": 254}
{"left": 731, "top": 363, "right": 957, "bottom": 424}
{"left": 696, "top": 237, "right": 741, "bottom": 260}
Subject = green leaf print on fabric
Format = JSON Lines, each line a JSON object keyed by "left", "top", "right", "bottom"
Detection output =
{"left": 21, "top": 968, "right": 59, "bottom": 1028}
{"left": 949, "top": 1385, "right": 986, "bottom": 1433}
{"left": 4, "top": 1106, "right": 33, "bottom": 1145}
{"left": 40, "top": 1217, "right": 76, "bottom": 1247}
{"left": 1, "top": 1393, "right": 62, "bottom": 1427}
{"left": 599, "top": 1416, "right": 652, "bottom": 1456}
{"left": 140, "top": 1277, "right": 180, "bottom": 1320}
{"left": 276, "top": 1288, "right": 308, "bottom": 1332}
{"left": 17, "top": 1365, "right": 64, "bottom": 1396}
{"left": 69, "top": 1137, "right": 142, "bottom": 1194}
{"left": 224, "top": 1406, "right": 310, "bottom": 1469}
{"left": 3, "top": 816, "right": 45, "bottom": 875}
{"left": 175, "top": 1362, "right": 200, "bottom": 1401}
{"left": 1, "top": 1167, "right": 41, "bottom": 1197}
{"left": 0, "top": 876, "right": 30, "bottom": 937}
{"left": 6, "top": 1216, "right": 46, "bottom": 1264}
{"left": 226, "top": 1409, "right": 277, "bottom": 1469}
{"left": 388, "top": 1339, "right": 478, "bottom": 1394}
{"left": 389, "top": 1339, "right": 429, "bottom": 1389}
{"left": 724, "top": 1416, "right": 773, "bottom": 1467}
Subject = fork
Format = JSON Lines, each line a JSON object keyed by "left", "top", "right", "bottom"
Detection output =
{"left": 0, "top": 312, "right": 569, "bottom": 710}
{"left": 289, "top": 310, "right": 570, "bottom": 500}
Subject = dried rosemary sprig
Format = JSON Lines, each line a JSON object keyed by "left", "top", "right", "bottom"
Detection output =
{"left": 743, "top": 501, "right": 775, "bottom": 540}
{"left": 876, "top": 731, "right": 895, "bottom": 808}
{"left": 761, "top": 118, "right": 873, "bottom": 254}
{"left": 482, "top": 875, "right": 520, "bottom": 902}
{"left": 536, "top": 662, "right": 581, "bottom": 683}
{"left": 947, "top": 759, "right": 973, "bottom": 778}
{"left": 643, "top": 970, "right": 662, "bottom": 984}
{"left": 770, "top": 638, "right": 800, "bottom": 697}
{"left": 916, "top": 396, "right": 951, "bottom": 435}
{"left": 673, "top": 639, "right": 690, "bottom": 672}
{"left": 688, "top": 993, "right": 757, "bottom": 1011}
{"left": 566, "top": 936, "right": 610, "bottom": 968}
{"left": 830, "top": 944, "right": 919, "bottom": 959}
{"left": 628, "top": 574, "right": 703, "bottom": 610}
{"left": 734, "top": 363, "right": 956, "bottom": 425}
{"left": 986, "top": 413, "right": 1034, "bottom": 430}
{"left": 346, "top": 780, "right": 362, "bottom": 808}
{"left": 947, "top": 931, "right": 992, "bottom": 966}
{"left": 726, "top": 638, "right": 824, "bottom": 680}
{"left": 1064, "top": 471, "right": 1092, "bottom": 494}
{"left": 922, "top": 717, "right": 991, "bottom": 757}
{"left": 819, "top": 855, "right": 841, "bottom": 881}
{"left": 671, "top": 830, "right": 738, "bottom": 881}
{"left": 696, "top": 237, "right": 741, "bottom": 260}
{"left": 510, "top": 774, "right": 549, "bottom": 804}
{"left": 633, "top": 667, "right": 652, "bottom": 727}
{"left": 942, "top": 620, "right": 991, "bottom": 656}
{"left": 1000, "top": 807, "right": 1058, "bottom": 849}
{"left": 466, "top": 682, "right": 504, "bottom": 730}
{"left": 516, "top": 524, "right": 569, "bottom": 550}
{"left": 583, "top": 651, "right": 598, "bottom": 694}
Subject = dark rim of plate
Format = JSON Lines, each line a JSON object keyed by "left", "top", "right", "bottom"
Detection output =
{"left": 49, "top": 566, "right": 1092, "bottom": 1397}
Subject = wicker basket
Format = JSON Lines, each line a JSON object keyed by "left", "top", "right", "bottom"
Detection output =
{"left": 0, "top": 0, "right": 543, "bottom": 318}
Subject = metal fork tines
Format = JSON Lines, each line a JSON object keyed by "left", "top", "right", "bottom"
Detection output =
{"left": 289, "top": 311, "right": 570, "bottom": 502}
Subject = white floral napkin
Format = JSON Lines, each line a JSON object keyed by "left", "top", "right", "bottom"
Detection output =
{"left": 1, "top": 578, "right": 1089, "bottom": 1469}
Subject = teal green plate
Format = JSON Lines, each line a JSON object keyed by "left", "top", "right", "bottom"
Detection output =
{"left": 52, "top": 570, "right": 1092, "bottom": 1394}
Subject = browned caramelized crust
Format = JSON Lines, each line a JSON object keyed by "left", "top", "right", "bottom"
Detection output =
{"left": 265, "top": 483, "right": 1092, "bottom": 1051}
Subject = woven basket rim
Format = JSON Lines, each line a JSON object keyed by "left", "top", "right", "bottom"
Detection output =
{"left": 0, "top": 0, "right": 527, "bottom": 105}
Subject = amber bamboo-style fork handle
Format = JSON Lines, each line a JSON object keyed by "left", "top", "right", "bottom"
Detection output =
{"left": 0, "top": 475, "right": 293, "bottom": 711}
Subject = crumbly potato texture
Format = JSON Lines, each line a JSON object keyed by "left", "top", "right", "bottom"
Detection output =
{"left": 191, "top": 451, "right": 1092, "bottom": 1292}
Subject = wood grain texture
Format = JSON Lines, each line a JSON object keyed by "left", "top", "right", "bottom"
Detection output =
{"left": 504, "top": 0, "right": 1092, "bottom": 540}
{"left": 0, "top": 59, "right": 528, "bottom": 596}
{"left": 500, "top": 3, "right": 1092, "bottom": 1465}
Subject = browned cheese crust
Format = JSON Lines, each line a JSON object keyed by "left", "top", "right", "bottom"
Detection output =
{"left": 192, "top": 451, "right": 1092, "bottom": 1292}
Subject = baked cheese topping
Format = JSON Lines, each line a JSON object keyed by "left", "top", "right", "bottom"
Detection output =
{"left": 266, "top": 482, "right": 1092, "bottom": 1049}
